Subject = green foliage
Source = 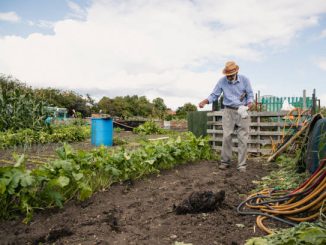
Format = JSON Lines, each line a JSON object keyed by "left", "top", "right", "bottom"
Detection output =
{"left": 0, "top": 125, "right": 90, "bottom": 149}
{"left": 0, "top": 75, "right": 48, "bottom": 132}
{"left": 0, "top": 133, "right": 212, "bottom": 221}
{"left": 246, "top": 222, "right": 326, "bottom": 245}
{"left": 319, "top": 107, "right": 326, "bottom": 117}
{"left": 98, "top": 95, "right": 155, "bottom": 119}
{"left": 98, "top": 95, "right": 169, "bottom": 119}
{"left": 152, "top": 97, "right": 167, "bottom": 119}
{"left": 252, "top": 155, "right": 308, "bottom": 191}
{"left": 176, "top": 103, "right": 197, "bottom": 119}
{"left": 113, "top": 137, "right": 127, "bottom": 146}
{"left": 0, "top": 74, "right": 174, "bottom": 120}
{"left": 133, "top": 121, "right": 166, "bottom": 135}
{"left": 34, "top": 88, "right": 94, "bottom": 117}
{"left": 114, "top": 127, "right": 124, "bottom": 133}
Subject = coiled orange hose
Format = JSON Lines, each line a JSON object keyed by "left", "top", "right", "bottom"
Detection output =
{"left": 239, "top": 159, "right": 326, "bottom": 234}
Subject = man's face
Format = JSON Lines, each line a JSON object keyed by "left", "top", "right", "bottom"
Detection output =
{"left": 226, "top": 73, "right": 237, "bottom": 81}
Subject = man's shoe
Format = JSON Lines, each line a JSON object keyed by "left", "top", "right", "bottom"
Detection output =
{"left": 238, "top": 168, "right": 246, "bottom": 173}
{"left": 219, "top": 163, "right": 230, "bottom": 170}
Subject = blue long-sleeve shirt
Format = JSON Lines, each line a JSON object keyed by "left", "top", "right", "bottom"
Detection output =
{"left": 207, "top": 74, "right": 254, "bottom": 107}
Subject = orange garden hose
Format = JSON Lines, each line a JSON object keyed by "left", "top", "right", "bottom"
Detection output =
{"left": 237, "top": 159, "right": 326, "bottom": 234}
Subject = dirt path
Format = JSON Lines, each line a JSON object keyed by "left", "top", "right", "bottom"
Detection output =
{"left": 0, "top": 160, "right": 274, "bottom": 245}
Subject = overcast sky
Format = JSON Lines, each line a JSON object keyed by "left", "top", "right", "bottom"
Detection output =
{"left": 0, "top": 0, "right": 325, "bottom": 109}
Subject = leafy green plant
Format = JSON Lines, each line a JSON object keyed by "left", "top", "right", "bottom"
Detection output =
{"left": 0, "top": 75, "right": 48, "bottom": 132}
{"left": 0, "top": 125, "right": 90, "bottom": 149}
{"left": 0, "top": 132, "right": 212, "bottom": 221}
{"left": 0, "top": 154, "right": 38, "bottom": 222}
{"left": 246, "top": 222, "right": 326, "bottom": 245}
{"left": 113, "top": 137, "right": 127, "bottom": 146}
{"left": 70, "top": 118, "right": 88, "bottom": 126}
{"left": 114, "top": 127, "right": 124, "bottom": 133}
{"left": 319, "top": 107, "right": 326, "bottom": 117}
{"left": 133, "top": 121, "right": 166, "bottom": 135}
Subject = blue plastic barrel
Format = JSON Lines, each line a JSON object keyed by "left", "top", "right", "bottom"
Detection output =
{"left": 91, "top": 118, "right": 113, "bottom": 146}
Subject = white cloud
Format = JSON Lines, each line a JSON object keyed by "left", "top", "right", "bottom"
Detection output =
{"left": 321, "top": 29, "right": 326, "bottom": 38}
{"left": 316, "top": 58, "right": 326, "bottom": 71}
{"left": 0, "top": 11, "right": 20, "bottom": 22}
{"left": 67, "top": 1, "right": 87, "bottom": 19}
{"left": 319, "top": 93, "right": 326, "bottom": 107}
{"left": 0, "top": 0, "right": 326, "bottom": 109}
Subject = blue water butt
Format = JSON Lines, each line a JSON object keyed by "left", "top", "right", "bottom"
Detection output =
{"left": 91, "top": 118, "right": 113, "bottom": 146}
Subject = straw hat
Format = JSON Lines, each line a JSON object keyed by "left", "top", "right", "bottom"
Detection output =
{"left": 223, "top": 61, "right": 239, "bottom": 76}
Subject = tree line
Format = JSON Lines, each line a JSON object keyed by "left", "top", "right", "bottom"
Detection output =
{"left": 0, "top": 75, "right": 197, "bottom": 122}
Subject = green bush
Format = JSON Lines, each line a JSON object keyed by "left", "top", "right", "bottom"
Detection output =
{"left": 133, "top": 121, "right": 166, "bottom": 135}
{"left": 0, "top": 125, "right": 90, "bottom": 149}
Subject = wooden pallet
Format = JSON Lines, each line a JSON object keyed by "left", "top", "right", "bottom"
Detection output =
{"left": 207, "top": 111, "right": 303, "bottom": 155}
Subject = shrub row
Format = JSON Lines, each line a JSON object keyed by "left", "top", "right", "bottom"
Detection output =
{"left": 0, "top": 125, "right": 90, "bottom": 149}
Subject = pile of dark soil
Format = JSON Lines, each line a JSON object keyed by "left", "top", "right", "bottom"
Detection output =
{"left": 174, "top": 190, "right": 225, "bottom": 214}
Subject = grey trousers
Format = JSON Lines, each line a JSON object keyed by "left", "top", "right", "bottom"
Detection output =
{"left": 221, "top": 108, "right": 250, "bottom": 169}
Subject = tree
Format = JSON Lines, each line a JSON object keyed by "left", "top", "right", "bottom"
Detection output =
{"left": 136, "top": 96, "right": 153, "bottom": 117}
{"left": 98, "top": 96, "right": 131, "bottom": 118}
{"left": 98, "top": 95, "right": 154, "bottom": 119}
{"left": 176, "top": 102, "right": 197, "bottom": 119}
{"left": 152, "top": 97, "right": 167, "bottom": 119}
{"left": 59, "top": 91, "right": 88, "bottom": 117}
{"left": 34, "top": 88, "right": 90, "bottom": 117}
{"left": 85, "top": 93, "right": 100, "bottom": 115}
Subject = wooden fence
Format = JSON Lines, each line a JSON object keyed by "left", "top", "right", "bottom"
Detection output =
{"left": 207, "top": 111, "right": 303, "bottom": 155}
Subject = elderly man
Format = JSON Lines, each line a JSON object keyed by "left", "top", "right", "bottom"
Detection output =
{"left": 199, "top": 61, "right": 254, "bottom": 172}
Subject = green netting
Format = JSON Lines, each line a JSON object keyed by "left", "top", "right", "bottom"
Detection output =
{"left": 261, "top": 97, "right": 313, "bottom": 112}
{"left": 187, "top": 111, "right": 208, "bottom": 137}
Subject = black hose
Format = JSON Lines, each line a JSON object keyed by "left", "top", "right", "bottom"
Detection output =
{"left": 248, "top": 197, "right": 290, "bottom": 206}
{"left": 237, "top": 195, "right": 297, "bottom": 227}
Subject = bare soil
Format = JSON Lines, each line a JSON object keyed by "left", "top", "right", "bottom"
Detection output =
{"left": 0, "top": 159, "right": 275, "bottom": 245}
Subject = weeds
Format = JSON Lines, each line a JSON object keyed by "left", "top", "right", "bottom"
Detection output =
{"left": 252, "top": 154, "right": 308, "bottom": 191}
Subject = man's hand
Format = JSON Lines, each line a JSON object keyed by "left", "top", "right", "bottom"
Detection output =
{"left": 247, "top": 102, "right": 254, "bottom": 110}
{"left": 199, "top": 99, "right": 209, "bottom": 108}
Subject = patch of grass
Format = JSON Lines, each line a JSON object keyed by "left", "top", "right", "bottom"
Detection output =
{"left": 252, "top": 154, "right": 308, "bottom": 192}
